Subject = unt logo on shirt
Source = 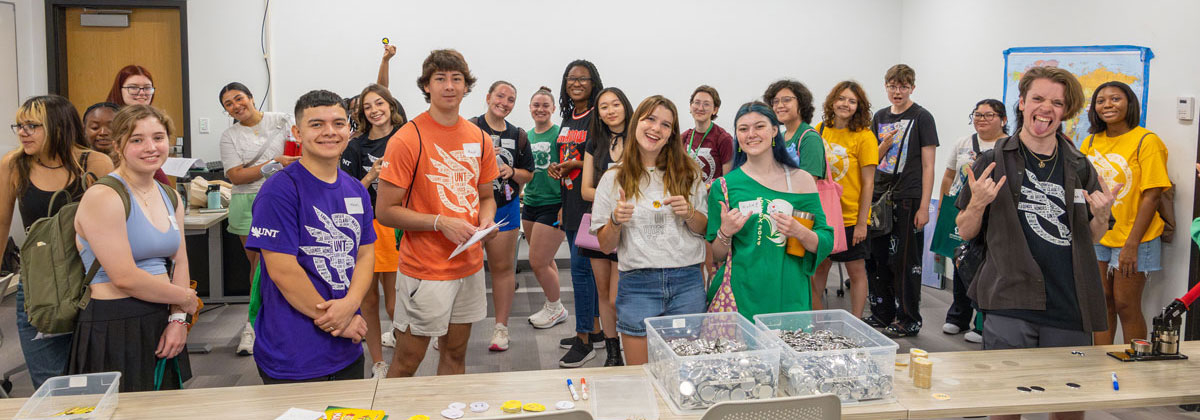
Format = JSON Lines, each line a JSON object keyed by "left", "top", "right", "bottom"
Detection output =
{"left": 300, "top": 206, "right": 360, "bottom": 290}
{"left": 250, "top": 227, "right": 279, "bottom": 238}
{"left": 824, "top": 141, "right": 850, "bottom": 182}
{"left": 426, "top": 143, "right": 481, "bottom": 216}
{"left": 1086, "top": 151, "right": 1132, "bottom": 205}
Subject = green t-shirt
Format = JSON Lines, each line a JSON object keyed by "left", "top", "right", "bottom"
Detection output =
{"left": 1191, "top": 217, "right": 1200, "bottom": 247}
{"left": 783, "top": 122, "right": 827, "bottom": 179}
{"left": 706, "top": 168, "right": 835, "bottom": 320}
{"left": 522, "top": 125, "right": 562, "bottom": 207}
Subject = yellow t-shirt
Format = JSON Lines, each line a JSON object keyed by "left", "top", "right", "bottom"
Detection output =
{"left": 1080, "top": 126, "right": 1170, "bottom": 247}
{"left": 816, "top": 122, "right": 879, "bottom": 226}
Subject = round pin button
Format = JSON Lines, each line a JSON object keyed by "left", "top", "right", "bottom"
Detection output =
{"left": 1017, "top": 386, "right": 1032, "bottom": 393}
{"left": 469, "top": 402, "right": 489, "bottom": 413}
{"left": 407, "top": 416, "right": 429, "bottom": 420}
{"left": 440, "top": 408, "right": 464, "bottom": 419}
{"left": 448, "top": 402, "right": 466, "bottom": 410}
{"left": 1030, "top": 386, "right": 1045, "bottom": 392}
{"left": 522, "top": 403, "right": 546, "bottom": 412}
{"left": 555, "top": 401, "right": 576, "bottom": 410}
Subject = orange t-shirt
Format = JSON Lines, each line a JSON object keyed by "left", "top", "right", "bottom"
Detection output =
{"left": 379, "top": 112, "right": 498, "bottom": 280}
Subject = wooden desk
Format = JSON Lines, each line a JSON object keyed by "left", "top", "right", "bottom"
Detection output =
{"left": 0, "top": 379, "right": 377, "bottom": 419}
{"left": 183, "top": 210, "right": 243, "bottom": 304}
{"left": 894, "top": 342, "right": 1200, "bottom": 418}
{"left": 372, "top": 366, "right": 907, "bottom": 420}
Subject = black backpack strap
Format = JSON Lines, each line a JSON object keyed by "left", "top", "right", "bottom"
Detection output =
{"left": 971, "top": 133, "right": 980, "bottom": 154}
{"left": 403, "top": 121, "right": 423, "bottom": 208}
{"left": 1135, "top": 132, "right": 1150, "bottom": 161}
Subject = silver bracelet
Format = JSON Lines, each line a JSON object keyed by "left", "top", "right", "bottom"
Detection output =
{"left": 433, "top": 214, "right": 441, "bottom": 231}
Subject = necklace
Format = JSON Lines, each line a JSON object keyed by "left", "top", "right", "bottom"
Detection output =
{"left": 123, "top": 175, "right": 158, "bottom": 209}
{"left": 1019, "top": 140, "right": 1059, "bottom": 174}
{"left": 1020, "top": 140, "right": 1057, "bottom": 168}
{"left": 37, "top": 159, "right": 64, "bottom": 170}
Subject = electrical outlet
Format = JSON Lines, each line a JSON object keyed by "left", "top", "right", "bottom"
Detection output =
{"left": 199, "top": 118, "right": 210, "bottom": 134}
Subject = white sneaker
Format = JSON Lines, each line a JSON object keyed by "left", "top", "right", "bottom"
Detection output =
{"left": 371, "top": 361, "right": 389, "bottom": 379}
{"left": 528, "top": 301, "right": 568, "bottom": 329}
{"left": 381, "top": 331, "right": 395, "bottom": 348}
{"left": 964, "top": 331, "right": 983, "bottom": 343}
{"left": 236, "top": 322, "right": 254, "bottom": 356}
{"left": 489, "top": 324, "right": 510, "bottom": 352}
{"left": 942, "top": 323, "right": 962, "bottom": 335}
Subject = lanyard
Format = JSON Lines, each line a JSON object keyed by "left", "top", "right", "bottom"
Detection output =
{"left": 688, "top": 121, "right": 713, "bottom": 152}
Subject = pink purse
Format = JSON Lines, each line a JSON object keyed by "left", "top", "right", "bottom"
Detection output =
{"left": 574, "top": 213, "right": 603, "bottom": 251}
{"left": 809, "top": 127, "right": 847, "bottom": 254}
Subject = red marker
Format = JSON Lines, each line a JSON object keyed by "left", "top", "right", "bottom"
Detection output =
{"left": 581, "top": 378, "right": 589, "bottom": 400}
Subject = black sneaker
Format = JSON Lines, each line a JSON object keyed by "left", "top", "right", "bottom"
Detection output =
{"left": 559, "top": 332, "right": 606, "bottom": 349}
{"left": 559, "top": 340, "right": 596, "bottom": 368}
{"left": 603, "top": 338, "right": 624, "bottom": 367}
{"left": 883, "top": 322, "right": 921, "bottom": 338}
{"left": 862, "top": 315, "right": 889, "bottom": 329}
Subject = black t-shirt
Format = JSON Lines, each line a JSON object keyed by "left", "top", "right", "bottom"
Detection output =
{"left": 341, "top": 125, "right": 400, "bottom": 206}
{"left": 991, "top": 146, "right": 1082, "bottom": 331}
{"left": 586, "top": 131, "right": 624, "bottom": 188}
{"left": 557, "top": 108, "right": 594, "bottom": 231}
{"left": 871, "top": 103, "right": 939, "bottom": 200}
{"left": 472, "top": 116, "right": 533, "bottom": 209}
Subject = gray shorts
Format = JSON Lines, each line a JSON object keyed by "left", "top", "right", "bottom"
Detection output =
{"left": 982, "top": 314, "right": 1092, "bottom": 350}
{"left": 392, "top": 269, "right": 487, "bottom": 337}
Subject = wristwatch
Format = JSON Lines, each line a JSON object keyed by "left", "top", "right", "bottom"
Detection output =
{"left": 260, "top": 160, "right": 283, "bottom": 177}
{"left": 168, "top": 312, "right": 192, "bottom": 324}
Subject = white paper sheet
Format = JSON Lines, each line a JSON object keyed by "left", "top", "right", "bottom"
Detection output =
{"left": 161, "top": 157, "right": 205, "bottom": 177}
{"left": 447, "top": 220, "right": 507, "bottom": 260}
{"left": 274, "top": 408, "right": 324, "bottom": 420}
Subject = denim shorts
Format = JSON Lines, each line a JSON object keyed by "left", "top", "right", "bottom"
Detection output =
{"left": 1093, "top": 237, "right": 1162, "bottom": 273}
{"left": 616, "top": 264, "right": 706, "bottom": 336}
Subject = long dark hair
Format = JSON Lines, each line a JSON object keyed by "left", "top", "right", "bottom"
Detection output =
{"left": 354, "top": 84, "right": 408, "bottom": 137}
{"left": 1087, "top": 81, "right": 1140, "bottom": 134}
{"left": 558, "top": 59, "right": 603, "bottom": 119}
{"left": 11, "top": 95, "right": 90, "bottom": 196}
{"left": 588, "top": 87, "right": 632, "bottom": 145}
{"left": 731, "top": 101, "right": 801, "bottom": 171}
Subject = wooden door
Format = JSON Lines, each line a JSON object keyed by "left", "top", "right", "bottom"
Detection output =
{"left": 62, "top": 7, "right": 183, "bottom": 152}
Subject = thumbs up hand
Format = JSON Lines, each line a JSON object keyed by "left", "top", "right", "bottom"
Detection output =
{"left": 611, "top": 188, "right": 634, "bottom": 226}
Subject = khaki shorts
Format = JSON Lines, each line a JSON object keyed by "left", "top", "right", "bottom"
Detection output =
{"left": 392, "top": 269, "right": 486, "bottom": 337}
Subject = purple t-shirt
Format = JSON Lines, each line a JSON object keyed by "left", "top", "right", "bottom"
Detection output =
{"left": 245, "top": 162, "right": 376, "bottom": 380}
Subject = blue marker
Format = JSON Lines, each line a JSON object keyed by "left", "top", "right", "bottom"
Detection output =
{"left": 1111, "top": 372, "right": 1119, "bottom": 391}
{"left": 567, "top": 379, "right": 580, "bottom": 401}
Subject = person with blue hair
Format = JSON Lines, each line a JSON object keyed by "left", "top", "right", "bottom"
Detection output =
{"left": 706, "top": 101, "right": 835, "bottom": 320}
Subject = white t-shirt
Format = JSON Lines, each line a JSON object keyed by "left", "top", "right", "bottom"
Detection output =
{"left": 590, "top": 168, "right": 708, "bottom": 272}
{"left": 945, "top": 133, "right": 998, "bottom": 196}
{"left": 219, "top": 112, "right": 296, "bottom": 195}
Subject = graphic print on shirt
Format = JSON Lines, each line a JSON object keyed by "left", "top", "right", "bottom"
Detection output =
{"left": 692, "top": 147, "right": 717, "bottom": 183}
{"left": 876, "top": 120, "right": 912, "bottom": 175}
{"left": 1086, "top": 151, "right": 1132, "bottom": 205}
{"left": 426, "top": 143, "right": 481, "bottom": 216}
{"left": 1017, "top": 168, "right": 1071, "bottom": 247}
{"left": 531, "top": 141, "right": 553, "bottom": 171}
{"left": 632, "top": 205, "right": 675, "bottom": 250}
{"left": 298, "top": 206, "right": 361, "bottom": 290}
{"left": 491, "top": 135, "right": 515, "bottom": 194}
{"left": 824, "top": 141, "right": 850, "bottom": 182}
{"left": 557, "top": 127, "right": 586, "bottom": 189}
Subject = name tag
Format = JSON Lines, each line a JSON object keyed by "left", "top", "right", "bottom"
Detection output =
{"left": 501, "top": 139, "right": 515, "bottom": 149}
{"left": 766, "top": 199, "right": 793, "bottom": 216}
{"left": 738, "top": 200, "right": 761, "bottom": 215}
{"left": 463, "top": 143, "right": 482, "bottom": 157}
{"left": 1074, "top": 189, "right": 1087, "bottom": 204}
{"left": 345, "top": 197, "right": 364, "bottom": 214}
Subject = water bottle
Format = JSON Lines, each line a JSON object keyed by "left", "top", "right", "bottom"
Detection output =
{"left": 207, "top": 184, "right": 221, "bottom": 209}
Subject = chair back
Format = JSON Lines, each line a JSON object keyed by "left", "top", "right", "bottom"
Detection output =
{"left": 700, "top": 394, "right": 841, "bottom": 420}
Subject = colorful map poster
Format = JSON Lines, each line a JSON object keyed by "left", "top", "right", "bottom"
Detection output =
{"left": 1002, "top": 45, "right": 1153, "bottom": 148}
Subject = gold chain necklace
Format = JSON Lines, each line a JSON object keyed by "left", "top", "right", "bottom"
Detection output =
{"left": 1020, "top": 140, "right": 1058, "bottom": 168}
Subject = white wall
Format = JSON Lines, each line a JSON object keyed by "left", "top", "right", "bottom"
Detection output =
{"left": 8, "top": 0, "right": 46, "bottom": 107}
{"left": 901, "top": 0, "right": 1200, "bottom": 331}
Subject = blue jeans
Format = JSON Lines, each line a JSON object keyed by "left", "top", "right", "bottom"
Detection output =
{"left": 616, "top": 264, "right": 706, "bottom": 336}
{"left": 565, "top": 229, "right": 598, "bottom": 333}
{"left": 15, "top": 283, "right": 73, "bottom": 389}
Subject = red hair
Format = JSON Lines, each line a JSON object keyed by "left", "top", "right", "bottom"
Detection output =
{"left": 105, "top": 65, "right": 155, "bottom": 106}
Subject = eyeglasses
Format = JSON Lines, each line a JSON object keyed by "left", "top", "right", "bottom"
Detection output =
{"left": 970, "top": 112, "right": 999, "bottom": 121}
{"left": 770, "top": 96, "right": 797, "bottom": 106}
{"left": 122, "top": 85, "right": 156, "bottom": 95}
{"left": 691, "top": 100, "right": 714, "bottom": 109}
{"left": 885, "top": 84, "right": 913, "bottom": 92}
{"left": 10, "top": 123, "right": 43, "bottom": 134}
{"left": 565, "top": 77, "right": 592, "bottom": 85}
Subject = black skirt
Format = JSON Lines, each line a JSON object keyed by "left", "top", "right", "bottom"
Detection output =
{"left": 68, "top": 297, "right": 192, "bottom": 392}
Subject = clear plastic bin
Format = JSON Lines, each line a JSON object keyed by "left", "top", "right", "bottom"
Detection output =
{"left": 645, "top": 312, "right": 780, "bottom": 412}
{"left": 15, "top": 372, "right": 120, "bottom": 420}
{"left": 590, "top": 375, "right": 659, "bottom": 420}
{"left": 754, "top": 309, "right": 898, "bottom": 403}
